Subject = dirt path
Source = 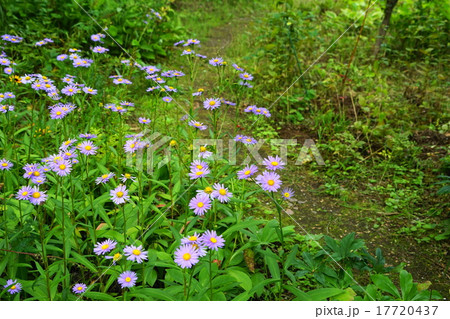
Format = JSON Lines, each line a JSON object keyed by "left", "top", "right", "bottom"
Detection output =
{"left": 178, "top": 5, "right": 449, "bottom": 299}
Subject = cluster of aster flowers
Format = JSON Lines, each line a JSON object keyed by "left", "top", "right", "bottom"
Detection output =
{"left": 1, "top": 34, "right": 24, "bottom": 43}
{"left": 35, "top": 38, "right": 53, "bottom": 47}
{"left": 92, "top": 239, "right": 148, "bottom": 288}
{"left": 92, "top": 46, "right": 109, "bottom": 54}
{"left": 234, "top": 135, "right": 258, "bottom": 145}
{"left": 90, "top": 33, "right": 106, "bottom": 42}
{"left": 56, "top": 49, "right": 94, "bottom": 68}
{"left": 49, "top": 102, "right": 77, "bottom": 119}
{"left": 0, "top": 54, "right": 16, "bottom": 74}
{"left": 244, "top": 105, "right": 271, "bottom": 117}
{"left": 188, "top": 159, "right": 211, "bottom": 180}
{"left": 174, "top": 230, "right": 225, "bottom": 268}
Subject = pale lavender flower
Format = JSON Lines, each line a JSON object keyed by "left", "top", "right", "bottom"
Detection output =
{"left": 29, "top": 187, "right": 48, "bottom": 205}
{"left": 83, "top": 87, "right": 97, "bottom": 95}
{"left": 95, "top": 172, "right": 115, "bottom": 184}
{"left": 281, "top": 188, "right": 295, "bottom": 201}
{"left": 3, "top": 279, "right": 22, "bottom": 294}
{"left": 255, "top": 171, "right": 282, "bottom": 192}
{"left": 262, "top": 155, "right": 285, "bottom": 171}
{"left": 189, "top": 193, "right": 212, "bottom": 216}
{"left": 94, "top": 239, "right": 117, "bottom": 255}
{"left": 118, "top": 271, "right": 138, "bottom": 288}
{"left": 211, "top": 183, "right": 233, "bottom": 203}
{"left": 188, "top": 120, "right": 207, "bottom": 130}
{"left": 123, "top": 245, "right": 148, "bottom": 263}
{"left": 237, "top": 164, "right": 258, "bottom": 180}
{"left": 72, "top": 283, "right": 87, "bottom": 294}
{"left": 0, "top": 159, "right": 13, "bottom": 170}
{"left": 203, "top": 98, "right": 221, "bottom": 110}
{"left": 138, "top": 117, "right": 151, "bottom": 124}
{"left": 239, "top": 72, "right": 253, "bottom": 81}
{"left": 16, "top": 186, "right": 33, "bottom": 200}
{"left": 110, "top": 185, "right": 130, "bottom": 205}
{"left": 174, "top": 244, "right": 200, "bottom": 269}
{"left": 209, "top": 57, "right": 223, "bottom": 66}
{"left": 77, "top": 141, "right": 98, "bottom": 155}
{"left": 200, "top": 230, "right": 225, "bottom": 251}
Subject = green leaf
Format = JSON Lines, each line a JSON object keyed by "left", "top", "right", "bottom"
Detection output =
{"left": 84, "top": 292, "right": 117, "bottom": 301}
{"left": 222, "top": 219, "right": 263, "bottom": 238}
{"left": 69, "top": 251, "right": 97, "bottom": 273}
{"left": 371, "top": 274, "right": 401, "bottom": 299}
{"left": 399, "top": 270, "right": 414, "bottom": 300}
{"left": 227, "top": 269, "right": 252, "bottom": 291}
{"left": 308, "top": 288, "right": 346, "bottom": 301}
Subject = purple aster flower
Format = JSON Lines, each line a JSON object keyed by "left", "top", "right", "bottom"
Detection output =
{"left": 237, "top": 164, "right": 258, "bottom": 180}
{"left": 16, "top": 186, "right": 33, "bottom": 200}
{"left": 192, "top": 88, "right": 204, "bottom": 96}
{"left": 92, "top": 46, "right": 109, "bottom": 53}
{"left": 110, "top": 185, "right": 130, "bottom": 205}
{"left": 138, "top": 117, "right": 151, "bottom": 124}
{"left": 200, "top": 230, "right": 225, "bottom": 251}
{"left": 181, "top": 232, "right": 201, "bottom": 245}
{"left": 60, "top": 139, "right": 77, "bottom": 150}
{"left": 0, "top": 159, "right": 13, "bottom": 170}
{"left": 188, "top": 120, "right": 207, "bottom": 131}
{"left": 120, "top": 101, "right": 134, "bottom": 107}
{"left": 123, "top": 245, "right": 148, "bottom": 263}
{"left": 198, "top": 145, "right": 213, "bottom": 159}
{"left": 262, "top": 155, "right": 286, "bottom": 171}
{"left": 181, "top": 49, "right": 194, "bottom": 56}
{"left": 90, "top": 34, "right": 105, "bottom": 42}
{"left": 51, "top": 159, "right": 72, "bottom": 176}
{"left": 184, "top": 39, "right": 200, "bottom": 46}
{"left": 95, "top": 172, "right": 115, "bottom": 184}
{"left": 118, "top": 271, "right": 138, "bottom": 288}
{"left": 79, "top": 133, "right": 97, "bottom": 139}
{"left": 29, "top": 187, "right": 48, "bottom": 205}
{"left": 232, "top": 63, "right": 244, "bottom": 71}
{"left": 174, "top": 244, "right": 200, "bottom": 269}
{"left": 61, "top": 85, "right": 79, "bottom": 96}
{"left": 242, "top": 136, "right": 257, "bottom": 145}
{"left": 244, "top": 105, "right": 255, "bottom": 113}
{"left": 145, "top": 66, "right": 160, "bottom": 74}
{"left": 211, "top": 183, "right": 233, "bottom": 203}
{"left": 77, "top": 141, "right": 98, "bottom": 155}
{"left": 0, "top": 58, "right": 11, "bottom": 66}
{"left": 281, "top": 188, "right": 295, "bottom": 201}
{"left": 162, "top": 96, "right": 172, "bottom": 103}
{"left": 72, "top": 283, "right": 87, "bottom": 294}
{"left": 121, "top": 173, "right": 136, "bottom": 183}
{"left": 234, "top": 135, "right": 245, "bottom": 142}
{"left": 124, "top": 138, "right": 144, "bottom": 154}
{"left": 189, "top": 193, "right": 212, "bottom": 216}
{"left": 56, "top": 54, "right": 68, "bottom": 61}
{"left": 62, "top": 149, "right": 78, "bottom": 160}
{"left": 171, "top": 71, "right": 185, "bottom": 77}
{"left": 209, "top": 57, "right": 223, "bottom": 66}
{"left": 174, "top": 40, "right": 185, "bottom": 46}
{"left": 94, "top": 239, "right": 117, "bottom": 255}
{"left": 222, "top": 99, "right": 236, "bottom": 106}
{"left": 163, "top": 85, "right": 177, "bottom": 92}
{"left": 146, "top": 86, "right": 160, "bottom": 92}
{"left": 83, "top": 87, "right": 97, "bottom": 95}
{"left": 255, "top": 171, "right": 282, "bottom": 192}
{"left": 188, "top": 166, "right": 211, "bottom": 179}
{"left": 196, "top": 54, "right": 207, "bottom": 59}
{"left": 4, "top": 67, "right": 13, "bottom": 75}
{"left": 203, "top": 98, "right": 221, "bottom": 110}
{"left": 190, "top": 160, "right": 208, "bottom": 171}
{"left": 3, "top": 279, "right": 22, "bottom": 294}
{"left": 239, "top": 72, "right": 253, "bottom": 81}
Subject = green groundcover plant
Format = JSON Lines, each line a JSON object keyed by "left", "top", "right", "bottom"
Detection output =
{"left": 0, "top": 0, "right": 444, "bottom": 301}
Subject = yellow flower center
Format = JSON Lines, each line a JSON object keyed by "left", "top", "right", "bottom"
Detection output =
{"left": 244, "top": 170, "right": 251, "bottom": 175}
{"left": 59, "top": 164, "right": 66, "bottom": 170}
{"left": 10, "top": 285, "right": 16, "bottom": 290}
{"left": 118, "top": 79, "right": 123, "bottom": 82}
{"left": 22, "top": 191, "right": 28, "bottom": 196}
{"left": 85, "top": 145, "right": 92, "bottom": 150}
{"left": 101, "top": 244, "right": 109, "bottom": 250}
{"left": 88, "top": 89, "right": 93, "bottom": 92}
{"left": 130, "top": 144, "right": 135, "bottom": 148}
{"left": 210, "top": 238, "right": 217, "bottom": 243}
{"left": 113, "top": 253, "right": 122, "bottom": 261}
{"left": 196, "top": 165, "right": 203, "bottom": 169}
{"left": 32, "top": 192, "right": 41, "bottom": 198}
{"left": 77, "top": 286, "right": 83, "bottom": 291}
{"left": 132, "top": 249, "right": 141, "bottom": 256}
{"left": 267, "top": 180, "right": 275, "bottom": 186}
{"left": 125, "top": 173, "right": 131, "bottom": 178}
{"left": 209, "top": 101, "right": 215, "bottom": 106}
{"left": 244, "top": 74, "right": 249, "bottom": 78}
{"left": 116, "top": 191, "right": 124, "bottom": 198}
{"left": 189, "top": 236, "right": 198, "bottom": 241}
{"left": 56, "top": 111, "right": 62, "bottom": 115}
{"left": 198, "top": 88, "right": 204, "bottom": 92}
{"left": 271, "top": 161, "right": 278, "bottom": 166}
{"left": 33, "top": 171, "right": 40, "bottom": 176}
{"left": 194, "top": 123, "right": 201, "bottom": 127}
{"left": 256, "top": 109, "right": 261, "bottom": 112}
{"left": 1, "top": 163, "right": 7, "bottom": 167}
{"left": 204, "top": 187, "right": 213, "bottom": 194}
{"left": 214, "top": 59, "right": 218, "bottom": 62}
{"left": 183, "top": 253, "right": 191, "bottom": 261}
{"left": 219, "top": 189, "right": 227, "bottom": 196}
{"left": 68, "top": 89, "right": 73, "bottom": 92}
{"left": 125, "top": 277, "right": 131, "bottom": 282}
{"left": 200, "top": 146, "right": 206, "bottom": 152}
{"left": 197, "top": 202, "right": 204, "bottom": 208}
{"left": 195, "top": 171, "right": 204, "bottom": 176}
{"left": 284, "top": 193, "right": 290, "bottom": 197}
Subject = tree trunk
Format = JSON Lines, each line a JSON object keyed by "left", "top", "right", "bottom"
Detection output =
{"left": 373, "top": 0, "right": 399, "bottom": 56}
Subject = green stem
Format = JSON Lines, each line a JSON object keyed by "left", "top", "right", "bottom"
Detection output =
{"left": 37, "top": 205, "right": 52, "bottom": 300}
